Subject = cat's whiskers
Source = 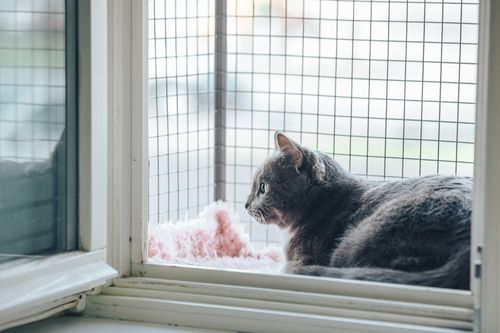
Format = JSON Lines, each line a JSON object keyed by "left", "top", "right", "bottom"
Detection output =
{"left": 259, "top": 210, "right": 267, "bottom": 225}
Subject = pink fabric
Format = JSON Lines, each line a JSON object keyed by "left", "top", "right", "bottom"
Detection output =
{"left": 148, "top": 203, "right": 283, "bottom": 272}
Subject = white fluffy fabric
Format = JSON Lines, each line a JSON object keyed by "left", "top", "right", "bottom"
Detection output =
{"left": 148, "top": 202, "right": 284, "bottom": 273}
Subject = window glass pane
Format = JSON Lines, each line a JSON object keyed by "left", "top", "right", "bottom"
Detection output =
{"left": 0, "top": 0, "right": 78, "bottom": 260}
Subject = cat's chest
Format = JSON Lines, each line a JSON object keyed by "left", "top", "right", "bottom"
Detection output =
{"left": 285, "top": 231, "right": 333, "bottom": 265}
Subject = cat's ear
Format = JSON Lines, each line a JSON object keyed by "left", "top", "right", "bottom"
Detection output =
{"left": 274, "top": 131, "right": 303, "bottom": 172}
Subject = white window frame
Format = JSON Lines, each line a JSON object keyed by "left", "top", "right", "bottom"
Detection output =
{"left": 470, "top": 0, "right": 500, "bottom": 330}
{"left": 0, "top": 0, "right": 117, "bottom": 330}
{"left": 97, "top": 0, "right": 499, "bottom": 332}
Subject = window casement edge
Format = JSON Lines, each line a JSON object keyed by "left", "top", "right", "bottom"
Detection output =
{"left": 0, "top": 250, "right": 117, "bottom": 331}
{"left": 0, "top": 0, "right": 116, "bottom": 330}
{"left": 85, "top": 264, "right": 473, "bottom": 332}
{"left": 78, "top": 0, "right": 108, "bottom": 252}
{"left": 0, "top": 295, "right": 79, "bottom": 332}
{"left": 129, "top": 0, "right": 150, "bottom": 270}
{"left": 131, "top": 263, "right": 472, "bottom": 308}
{"left": 472, "top": 0, "right": 500, "bottom": 331}
{"left": 85, "top": 276, "right": 472, "bottom": 333}
{"left": 106, "top": 0, "right": 149, "bottom": 277}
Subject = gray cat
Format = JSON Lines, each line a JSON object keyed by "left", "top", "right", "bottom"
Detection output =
{"left": 245, "top": 132, "right": 471, "bottom": 290}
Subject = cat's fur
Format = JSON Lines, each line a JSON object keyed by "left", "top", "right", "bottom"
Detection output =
{"left": 245, "top": 132, "right": 471, "bottom": 290}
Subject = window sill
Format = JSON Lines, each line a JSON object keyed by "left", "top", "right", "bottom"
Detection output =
{"left": 85, "top": 263, "right": 473, "bottom": 333}
{"left": 0, "top": 250, "right": 117, "bottom": 331}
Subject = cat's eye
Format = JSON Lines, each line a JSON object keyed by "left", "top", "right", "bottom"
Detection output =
{"left": 258, "top": 182, "right": 266, "bottom": 194}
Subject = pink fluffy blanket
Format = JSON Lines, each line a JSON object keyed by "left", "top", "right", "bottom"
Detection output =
{"left": 148, "top": 203, "right": 284, "bottom": 272}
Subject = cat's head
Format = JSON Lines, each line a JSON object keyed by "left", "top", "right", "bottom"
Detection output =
{"left": 245, "top": 131, "right": 326, "bottom": 229}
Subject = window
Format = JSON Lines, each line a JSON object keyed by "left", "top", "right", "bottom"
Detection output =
{"left": 95, "top": 0, "right": 500, "bottom": 332}
{"left": 146, "top": 0, "right": 478, "bottom": 269}
{"left": 0, "top": 1, "right": 115, "bottom": 330}
{"left": 0, "top": 0, "right": 78, "bottom": 259}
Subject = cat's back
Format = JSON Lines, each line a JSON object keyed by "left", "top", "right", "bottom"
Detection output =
{"left": 359, "top": 175, "right": 473, "bottom": 214}
{"left": 331, "top": 175, "right": 472, "bottom": 269}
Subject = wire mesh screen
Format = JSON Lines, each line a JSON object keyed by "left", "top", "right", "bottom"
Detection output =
{"left": 0, "top": 0, "right": 78, "bottom": 257}
{"left": 0, "top": 0, "right": 66, "bottom": 162}
{"left": 148, "top": 0, "right": 216, "bottom": 223}
{"left": 148, "top": 0, "right": 479, "bottom": 248}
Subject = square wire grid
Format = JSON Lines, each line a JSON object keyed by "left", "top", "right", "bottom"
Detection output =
{"left": 148, "top": 0, "right": 479, "bottom": 248}
{"left": 148, "top": 0, "right": 216, "bottom": 224}
{"left": 0, "top": 0, "right": 66, "bottom": 162}
{"left": 0, "top": 0, "right": 77, "bottom": 256}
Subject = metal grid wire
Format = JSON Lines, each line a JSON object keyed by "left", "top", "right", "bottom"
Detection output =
{"left": 148, "top": 0, "right": 479, "bottom": 248}
{"left": 0, "top": 0, "right": 67, "bottom": 162}
{"left": 0, "top": 0, "right": 77, "bottom": 256}
{"left": 148, "top": 0, "right": 216, "bottom": 223}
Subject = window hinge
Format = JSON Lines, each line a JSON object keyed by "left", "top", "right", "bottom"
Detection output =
{"left": 68, "top": 294, "right": 87, "bottom": 314}
{"left": 474, "top": 261, "right": 481, "bottom": 279}
{"left": 474, "top": 245, "right": 483, "bottom": 279}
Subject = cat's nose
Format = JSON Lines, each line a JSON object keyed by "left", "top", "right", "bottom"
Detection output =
{"left": 245, "top": 201, "right": 250, "bottom": 209}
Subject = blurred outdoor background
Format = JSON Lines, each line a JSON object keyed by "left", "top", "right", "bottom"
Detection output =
{"left": 148, "top": 0, "right": 479, "bottom": 248}
{"left": 0, "top": 0, "right": 76, "bottom": 257}
{"left": 0, "top": 0, "right": 66, "bottom": 163}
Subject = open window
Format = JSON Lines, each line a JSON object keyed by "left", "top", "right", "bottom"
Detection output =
{"left": 0, "top": 0, "right": 116, "bottom": 330}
